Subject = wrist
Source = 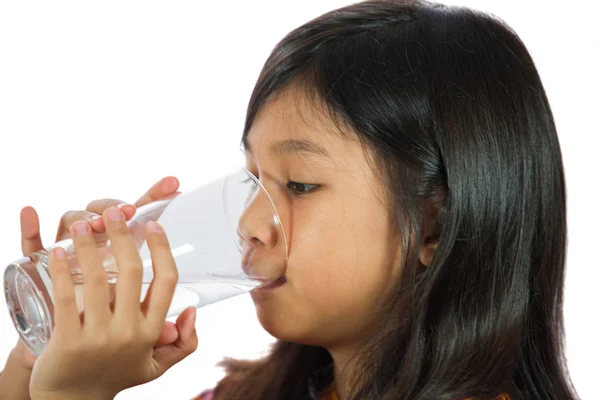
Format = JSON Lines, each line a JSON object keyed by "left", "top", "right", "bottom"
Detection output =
{"left": 30, "top": 383, "right": 119, "bottom": 400}
{"left": 0, "top": 349, "right": 33, "bottom": 400}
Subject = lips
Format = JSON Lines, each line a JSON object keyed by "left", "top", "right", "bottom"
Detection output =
{"left": 241, "top": 249, "right": 286, "bottom": 291}
{"left": 255, "top": 276, "right": 287, "bottom": 291}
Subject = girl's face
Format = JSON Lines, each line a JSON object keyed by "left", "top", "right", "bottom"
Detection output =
{"left": 241, "top": 86, "right": 404, "bottom": 348}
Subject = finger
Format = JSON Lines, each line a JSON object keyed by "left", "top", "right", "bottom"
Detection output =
{"left": 56, "top": 210, "right": 111, "bottom": 242}
{"left": 134, "top": 176, "right": 180, "bottom": 208}
{"left": 70, "top": 221, "right": 111, "bottom": 329}
{"left": 85, "top": 200, "right": 136, "bottom": 232}
{"left": 20, "top": 206, "right": 44, "bottom": 256}
{"left": 141, "top": 221, "right": 178, "bottom": 332}
{"left": 154, "top": 321, "right": 179, "bottom": 347}
{"left": 48, "top": 247, "right": 81, "bottom": 335}
{"left": 152, "top": 307, "right": 198, "bottom": 372}
{"left": 104, "top": 207, "right": 144, "bottom": 322}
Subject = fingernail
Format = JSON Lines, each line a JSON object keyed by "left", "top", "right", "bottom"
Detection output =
{"left": 71, "top": 221, "right": 90, "bottom": 236}
{"left": 90, "top": 214, "right": 102, "bottom": 222}
{"left": 53, "top": 247, "right": 66, "bottom": 259}
{"left": 105, "top": 207, "right": 124, "bottom": 221}
{"left": 146, "top": 221, "right": 162, "bottom": 232}
{"left": 117, "top": 202, "right": 132, "bottom": 210}
{"left": 162, "top": 177, "right": 178, "bottom": 192}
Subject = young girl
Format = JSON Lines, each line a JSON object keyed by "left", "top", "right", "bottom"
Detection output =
{"left": 0, "top": 0, "right": 581, "bottom": 399}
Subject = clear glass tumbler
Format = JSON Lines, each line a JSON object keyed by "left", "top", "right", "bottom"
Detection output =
{"left": 3, "top": 168, "right": 288, "bottom": 356}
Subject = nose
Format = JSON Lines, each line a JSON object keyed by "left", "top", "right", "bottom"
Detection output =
{"left": 236, "top": 186, "right": 279, "bottom": 253}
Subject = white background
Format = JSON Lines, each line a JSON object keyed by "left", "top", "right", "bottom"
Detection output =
{"left": 0, "top": 1, "right": 598, "bottom": 399}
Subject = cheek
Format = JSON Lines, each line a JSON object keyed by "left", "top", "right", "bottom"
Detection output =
{"left": 287, "top": 197, "right": 397, "bottom": 313}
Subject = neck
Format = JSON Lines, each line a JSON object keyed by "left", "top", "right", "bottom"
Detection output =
{"left": 323, "top": 295, "right": 400, "bottom": 399}
{"left": 324, "top": 319, "right": 393, "bottom": 399}
{"left": 327, "top": 344, "right": 363, "bottom": 400}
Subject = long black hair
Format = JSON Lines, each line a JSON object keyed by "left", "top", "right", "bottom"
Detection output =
{"left": 214, "top": 1, "right": 580, "bottom": 399}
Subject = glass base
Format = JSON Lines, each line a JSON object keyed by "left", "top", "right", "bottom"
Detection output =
{"left": 3, "top": 254, "right": 53, "bottom": 357}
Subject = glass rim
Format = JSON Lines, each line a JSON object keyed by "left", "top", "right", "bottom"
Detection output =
{"left": 223, "top": 167, "right": 289, "bottom": 261}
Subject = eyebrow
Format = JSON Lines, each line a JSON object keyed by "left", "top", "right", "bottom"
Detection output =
{"left": 242, "top": 138, "right": 330, "bottom": 159}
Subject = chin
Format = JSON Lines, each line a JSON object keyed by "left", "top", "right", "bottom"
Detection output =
{"left": 252, "top": 302, "right": 327, "bottom": 346}
{"left": 254, "top": 303, "right": 296, "bottom": 340}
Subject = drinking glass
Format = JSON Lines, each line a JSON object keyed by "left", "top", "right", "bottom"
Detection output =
{"left": 3, "top": 168, "right": 288, "bottom": 356}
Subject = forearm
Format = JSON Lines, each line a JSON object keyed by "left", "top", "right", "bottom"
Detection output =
{"left": 0, "top": 349, "right": 32, "bottom": 400}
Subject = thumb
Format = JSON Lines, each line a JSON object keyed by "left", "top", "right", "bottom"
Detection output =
{"left": 152, "top": 307, "right": 198, "bottom": 371}
{"left": 154, "top": 321, "right": 179, "bottom": 347}
{"left": 14, "top": 338, "right": 38, "bottom": 369}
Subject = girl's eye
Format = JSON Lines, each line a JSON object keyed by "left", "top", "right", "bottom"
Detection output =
{"left": 287, "top": 181, "right": 320, "bottom": 195}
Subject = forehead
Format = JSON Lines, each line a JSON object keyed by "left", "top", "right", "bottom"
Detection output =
{"left": 243, "top": 87, "right": 363, "bottom": 167}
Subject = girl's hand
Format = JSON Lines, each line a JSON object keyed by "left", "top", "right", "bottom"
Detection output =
{"left": 29, "top": 207, "right": 198, "bottom": 400}
{"left": 14, "top": 176, "right": 182, "bottom": 370}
